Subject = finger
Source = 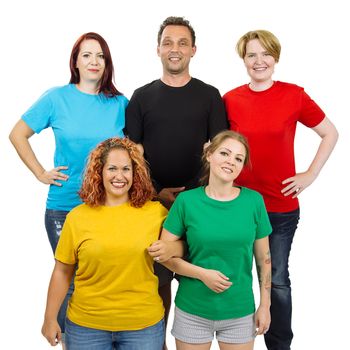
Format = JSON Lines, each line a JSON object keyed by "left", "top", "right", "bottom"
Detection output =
{"left": 51, "top": 180, "right": 62, "bottom": 187}
{"left": 281, "top": 177, "right": 294, "bottom": 185}
{"left": 55, "top": 166, "right": 69, "bottom": 171}
{"left": 153, "top": 256, "right": 160, "bottom": 262}
{"left": 217, "top": 272, "right": 230, "bottom": 280}
{"left": 281, "top": 182, "right": 295, "bottom": 194}
{"left": 292, "top": 188, "right": 303, "bottom": 198}
{"left": 168, "top": 187, "right": 186, "bottom": 192}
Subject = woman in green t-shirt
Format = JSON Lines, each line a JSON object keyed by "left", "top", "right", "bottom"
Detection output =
{"left": 149, "top": 130, "right": 272, "bottom": 350}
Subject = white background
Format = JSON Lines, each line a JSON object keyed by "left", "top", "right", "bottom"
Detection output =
{"left": 1, "top": 0, "right": 349, "bottom": 349}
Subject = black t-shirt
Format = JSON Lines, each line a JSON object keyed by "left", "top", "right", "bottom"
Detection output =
{"left": 125, "top": 78, "right": 228, "bottom": 191}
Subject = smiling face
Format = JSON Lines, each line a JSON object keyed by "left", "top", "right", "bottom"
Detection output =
{"left": 102, "top": 149, "right": 133, "bottom": 206}
{"left": 207, "top": 138, "right": 246, "bottom": 184}
{"left": 244, "top": 38, "right": 276, "bottom": 87}
{"left": 157, "top": 25, "right": 196, "bottom": 76}
{"left": 76, "top": 39, "right": 105, "bottom": 85}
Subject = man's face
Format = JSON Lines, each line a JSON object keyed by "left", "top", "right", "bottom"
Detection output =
{"left": 157, "top": 25, "right": 196, "bottom": 75}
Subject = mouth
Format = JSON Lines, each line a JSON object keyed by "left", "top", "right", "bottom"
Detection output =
{"left": 168, "top": 57, "right": 181, "bottom": 62}
{"left": 221, "top": 167, "right": 233, "bottom": 174}
{"left": 111, "top": 181, "right": 127, "bottom": 188}
{"left": 88, "top": 69, "right": 100, "bottom": 72}
{"left": 253, "top": 67, "right": 268, "bottom": 71}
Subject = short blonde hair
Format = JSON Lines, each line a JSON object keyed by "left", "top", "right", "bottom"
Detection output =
{"left": 236, "top": 30, "right": 281, "bottom": 62}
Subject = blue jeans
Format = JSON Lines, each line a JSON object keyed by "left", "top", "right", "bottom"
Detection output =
{"left": 65, "top": 318, "right": 165, "bottom": 350}
{"left": 264, "top": 208, "right": 300, "bottom": 350}
{"left": 45, "top": 209, "right": 74, "bottom": 335}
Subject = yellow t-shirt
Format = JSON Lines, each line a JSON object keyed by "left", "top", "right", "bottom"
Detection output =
{"left": 55, "top": 200, "right": 167, "bottom": 331}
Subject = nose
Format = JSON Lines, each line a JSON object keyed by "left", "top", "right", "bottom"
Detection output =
{"left": 90, "top": 55, "right": 98, "bottom": 65}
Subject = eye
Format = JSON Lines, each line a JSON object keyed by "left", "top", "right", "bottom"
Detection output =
{"left": 162, "top": 41, "right": 171, "bottom": 46}
{"left": 236, "top": 157, "right": 243, "bottom": 163}
{"left": 82, "top": 53, "right": 90, "bottom": 58}
{"left": 246, "top": 54, "right": 255, "bottom": 58}
{"left": 108, "top": 166, "right": 116, "bottom": 171}
{"left": 179, "top": 41, "right": 188, "bottom": 46}
{"left": 220, "top": 151, "right": 229, "bottom": 156}
{"left": 123, "top": 166, "right": 131, "bottom": 172}
{"left": 98, "top": 54, "right": 105, "bottom": 60}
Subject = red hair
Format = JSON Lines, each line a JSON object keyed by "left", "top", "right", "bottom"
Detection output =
{"left": 79, "top": 138, "right": 155, "bottom": 207}
{"left": 69, "top": 32, "right": 121, "bottom": 97}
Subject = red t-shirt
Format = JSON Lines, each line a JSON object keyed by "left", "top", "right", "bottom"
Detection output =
{"left": 223, "top": 81, "right": 325, "bottom": 212}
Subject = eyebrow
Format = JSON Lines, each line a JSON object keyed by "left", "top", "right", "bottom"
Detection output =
{"left": 80, "top": 51, "right": 104, "bottom": 54}
{"left": 219, "top": 147, "right": 245, "bottom": 157}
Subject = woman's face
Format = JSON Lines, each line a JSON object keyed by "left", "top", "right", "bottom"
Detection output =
{"left": 207, "top": 138, "right": 246, "bottom": 184}
{"left": 243, "top": 39, "right": 276, "bottom": 84}
{"left": 102, "top": 149, "right": 133, "bottom": 206}
{"left": 76, "top": 39, "right": 105, "bottom": 85}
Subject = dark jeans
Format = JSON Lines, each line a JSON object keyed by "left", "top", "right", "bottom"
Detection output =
{"left": 45, "top": 209, "right": 74, "bottom": 336}
{"left": 264, "top": 208, "right": 300, "bottom": 350}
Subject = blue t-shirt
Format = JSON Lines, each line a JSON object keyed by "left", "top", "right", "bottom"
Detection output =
{"left": 22, "top": 84, "right": 128, "bottom": 211}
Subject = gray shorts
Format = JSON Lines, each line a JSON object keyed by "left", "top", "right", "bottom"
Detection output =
{"left": 154, "top": 262, "right": 174, "bottom": 287}
{"left": 171, "top": 307, "right": 255, "bottom": 344}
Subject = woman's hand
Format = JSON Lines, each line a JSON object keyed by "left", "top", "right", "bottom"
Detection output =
{"left": 254, "top": 305, "right": 271, "bottom": 335}
{"left": 41, "top": 319, "right": 61, "bottom": 346}
{"left": 199, "top": 269, "right": 232, "bottom": 293}
{"left": 37, "top": 166, "right": 69, "bottom": 186}
{"left": 281, "top": 170, "right": 317, "bottom": 198}
{"left": 148, "top": 240, "right": 179, "bottom": 262}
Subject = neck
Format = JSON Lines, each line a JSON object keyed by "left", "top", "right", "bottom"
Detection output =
{"left": 161, "top": 71, "right": 191, "bottom": 87}
{"left": 205, "top": 180, "right": 239, "bottom": 201}
{"left": 249, "top": 79, "right": 274, "bottom": 92}
{"left": 104, "top": 195, "right": 129, "bottom": 207}
{"left": 76, "top": 80, "right": 101, "bottom": 95}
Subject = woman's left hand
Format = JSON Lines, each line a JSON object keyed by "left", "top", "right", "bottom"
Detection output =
{"left": 281, "top": 170, "right": 317, "bottom": 198}
{"left": 147, "top": 240, "right": 174, "bottom": 262}
{"left": 255, "top": 305, "right": 271, "bottom": 335}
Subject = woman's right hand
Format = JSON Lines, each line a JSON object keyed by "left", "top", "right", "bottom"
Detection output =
{"left": 37, "top": 166, "right": 69, "bottom": 186}
{"left": 41, "top": 319, "right": 61, "bottom": 346}
{"left": 199, "top": 269, "right": 232, "bottom": 293}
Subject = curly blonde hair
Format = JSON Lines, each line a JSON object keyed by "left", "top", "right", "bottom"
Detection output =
{"left": 79, "top": 137, "right": 155, "bottom": 207}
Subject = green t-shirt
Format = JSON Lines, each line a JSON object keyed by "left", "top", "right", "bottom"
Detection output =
{"left": 164, "top": 186, "right": 272, "bottom": 320}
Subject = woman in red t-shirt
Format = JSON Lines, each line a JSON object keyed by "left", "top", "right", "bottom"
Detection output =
{"left": 223, "top": 30, "right": 338, "bottom": 350}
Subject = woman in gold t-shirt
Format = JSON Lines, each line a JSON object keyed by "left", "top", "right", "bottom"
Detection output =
{"left": 41, "top": 137, "right": 184, "bottom": 350}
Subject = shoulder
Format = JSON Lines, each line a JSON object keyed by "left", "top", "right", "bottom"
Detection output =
{"left": 275, "top": 81, "right": 304, "bottom": 92}
{"left": 240, "top": 187, "right": 264, "bottom": 202}
{"left": 177, "top": 187, "right": 203, "bottom": 201}
{"left": 141, "top": 200, "right": 168, "bottom": 215}
{"left": 132, "top": 80, "right": 160, "bottom": 96}
{"left": 67, "top": 203, "right": 94, "bottom": 220}
{"left": 223, "top": 84, "right": 248, "bottom": 99}
{"left": 190, "top": 78, "right": 220, "bottom": 94}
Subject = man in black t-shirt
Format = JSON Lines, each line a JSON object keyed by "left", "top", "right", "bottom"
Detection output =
{"left": 125, "top": 16, "right": 227, "bottom": 346}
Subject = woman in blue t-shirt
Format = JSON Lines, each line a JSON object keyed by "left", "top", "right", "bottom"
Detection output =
{"left": 9, "top": 32, "right": 127, "bottom": 340}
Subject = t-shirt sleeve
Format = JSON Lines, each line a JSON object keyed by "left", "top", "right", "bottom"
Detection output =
{"left": 298, "top": 90, "right": 326, "bottom": 128}
{"left": 116, "top": 95, "right": 129, "bottom": 137}
{"left": 21, "top": 89, "right": 54, "bottom": 133}
{"left": 208, "top": 88, "right": 228, "bottom": 139}
{"left": 54, "top": 214, "right": 77, "bottom": 265}
{"left": 163, "top": 194, "right": 186, "bottom": 237}
{"left": 124, "top": 91, "right": 143, "bottom": 143}
{"left": 255, "top": 194, "right": 272, "bottom": 239}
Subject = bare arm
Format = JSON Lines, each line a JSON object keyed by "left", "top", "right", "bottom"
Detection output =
{"left": 41, "top": 260, "right": 75, "bottom": 346}
{"left": 152, "top": 229, "right": 232, "bottom": 293}
{"left": 282, "top": 117, "right": 338, "bottom": 197}
{"left": 254, "top": 236, "right": 271, "bottom": 335}
{"left": 148, "top": 239, "right": 186, "bottom": 262}
{"left": 9, "top": 119, "right": 68, "bottom": 186}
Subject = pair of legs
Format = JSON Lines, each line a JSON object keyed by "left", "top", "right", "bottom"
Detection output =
{"left": 65, "top": 318, "right": 164, "bottom": 350}
{"left": 175, "top": 339, "right": 254, "bottom": 350}
{"left": 45, "top": 209, "right": 74, "bottom": 335}
{"left": 173, "top": 308, "right": 255, "bottom": 350}
{"left": 264, "top": 208, "right": 300, "bottom": 350}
